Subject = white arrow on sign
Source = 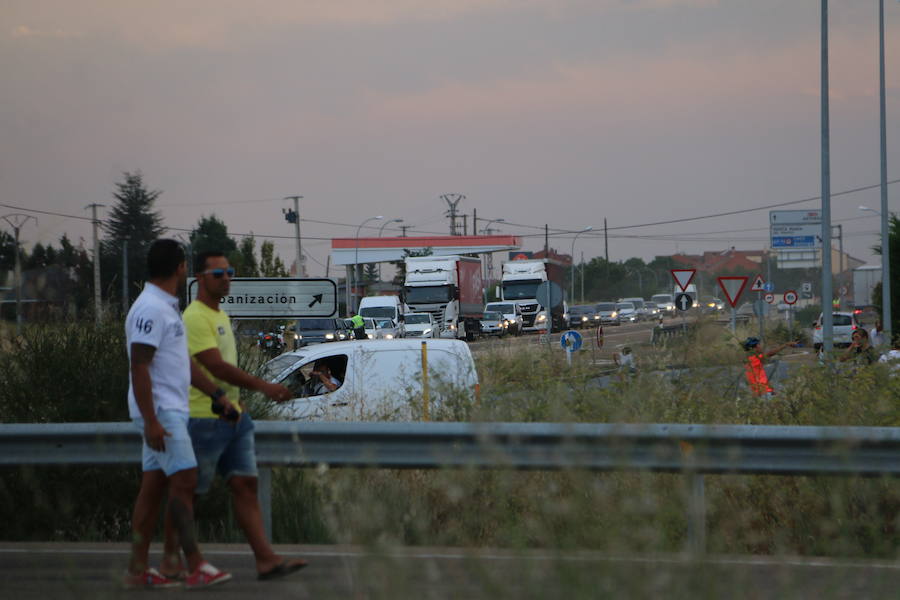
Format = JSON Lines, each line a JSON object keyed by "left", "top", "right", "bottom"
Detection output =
{"left": 717, "top": 276, "right": 748, "bottom": 308}
{"left": 750, "top": 274, "right": 766, "bottom": 292}
{"left": 675, "top": 293, "right": 693, "bottom": 311}
{"left": 671, "top": 269, "right": 696, "bottom": 292}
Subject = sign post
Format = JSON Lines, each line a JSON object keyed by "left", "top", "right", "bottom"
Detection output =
{"left": 718, "top": 276, "right": 749, "bottom": 334}
{"left": 560, "top": 330, "right": 583, "bottom": 367}
{"left": 783, "top": 289, "right": 798, "bottom": 337}
{"left": 750, "top": 275, "right": 766, "bottom": 343}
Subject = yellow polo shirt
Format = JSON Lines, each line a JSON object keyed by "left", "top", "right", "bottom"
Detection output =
{"left": 183, "top": 300, "right": 241, "bottom": 418}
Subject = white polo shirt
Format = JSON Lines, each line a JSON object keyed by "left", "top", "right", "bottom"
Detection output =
{"left": 126, "top": 282, "right": 190, "bottom": 418}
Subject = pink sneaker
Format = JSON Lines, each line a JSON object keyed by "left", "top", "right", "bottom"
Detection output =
{"left": 122, "top": 567, "right": 181, "bottom": 589}
{"left": 185, "top": 561, "right": 232, "bottom": 590}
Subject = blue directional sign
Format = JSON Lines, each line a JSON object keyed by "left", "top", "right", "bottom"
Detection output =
{"left": 560, "top": 330, "right": 583, "bottom": 352}
{"left": 763, "top": 282, "right": 775, "bottom": 292}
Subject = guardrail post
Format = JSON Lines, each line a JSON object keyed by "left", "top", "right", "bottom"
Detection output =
{"left": 258, "top": 466, "right": 273, "bottom": 541}
{"left": 686, "top": 473, "right": 706, "bottom": 556}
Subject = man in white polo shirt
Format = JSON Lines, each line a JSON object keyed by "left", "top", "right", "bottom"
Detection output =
{"left": 124, "top": 239, "right": 233, "bottom": 590}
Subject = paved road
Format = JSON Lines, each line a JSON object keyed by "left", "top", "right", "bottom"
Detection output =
{"left": 2, "top": 543, "right": 897, "bottom": 599}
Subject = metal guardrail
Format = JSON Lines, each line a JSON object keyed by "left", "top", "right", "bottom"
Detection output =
{"left": 2, "top": 421, "right": 899, "bottom": 553}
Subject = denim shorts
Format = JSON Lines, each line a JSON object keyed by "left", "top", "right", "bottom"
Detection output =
{"left": 188, "top": 414, "right": 258, "bottom": 494}
{"left": 132, "top": 409, "right": 197, "bottom": 476}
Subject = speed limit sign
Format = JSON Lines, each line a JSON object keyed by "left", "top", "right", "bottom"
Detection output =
{"left": 783, "top": 290, "right": 798, "bottom": 305}
{"left": 596, "top": 325, "right": 604, "bottom": 349}
{"left": 764, "top": 293, "right": 775, "bottom": 304}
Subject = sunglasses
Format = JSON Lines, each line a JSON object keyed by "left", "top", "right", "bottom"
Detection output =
{"left": 201, "top": 267, "right": 235, "bottom": 279}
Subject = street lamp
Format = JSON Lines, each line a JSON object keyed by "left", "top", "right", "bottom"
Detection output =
{"left": 480, "top": 218, "right": 505, "bottom": 234}
{"left": 377, "top": 219, "right": 403, "bottom": 280}
{"left": 351, "top": 215, "right": 383, "bottom": 314}
{"left": 570, "top": 227, "right": 592, "bottom": 304}
{"left": 860, "top": 205, "right": 892, "bottom": 337}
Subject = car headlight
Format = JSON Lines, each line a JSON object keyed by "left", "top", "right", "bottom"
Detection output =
{"left": 384, "top": 334, "right": 394, "bottom": 340}
{"left": 338, "top": 332, "right": 346, "bottom": 340}
{"left": 325, "top": 333, "right": 335, "bottom": 340}
{"left": 294, "top": 334, "right": 300, "bottom": 340}
{"left": 536, "top": 314, "right": 547, "bottom": 323}
{"left": 611, "top": 312, "right": 617, "bottom": 318}
{"left": 594, "top": 315, "right": 600, "bottom": 320}
{"left": 448, "top": 324, "right": 456, "bottom": 331}
{"left": 367, "top": 333, "right": 374, "bottom": 339}
{"left": 581, "top": 316, "right": 588, "bottom": 322}
{"left": 423, "top": 328, "right": 432, "bottom": 335}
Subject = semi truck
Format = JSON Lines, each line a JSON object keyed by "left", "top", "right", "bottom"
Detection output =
{"left": 499, "top": 258, "right": 568, "bottom": 332}
{"left": 403, "top": 255, "right": 484, "bottom": 340}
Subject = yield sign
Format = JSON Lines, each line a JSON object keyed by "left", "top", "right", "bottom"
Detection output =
{"left": 671, "top": 269, "right": 696, "bottom": 292}
{"left": 750, "top": 274, "right": 766, "bottom": 292}
{"left": 717, "top": 276, "right": 748, "bottom": 308}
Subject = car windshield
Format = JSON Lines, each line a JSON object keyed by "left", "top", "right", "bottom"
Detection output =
{"left": 259, "top": 354, "right": 305, "bottom": 381}
{"left": 404, "top": 314, "right": 431, "bottom": 324}
{"left": 363, "top": 318, "right": 376, "bottom": 328}
{"left": 360, "top": 306, "right": 397, "bottom": 319}
{"left": 833, "top": 314, "right": 853, "bottom": 326}
{"left": 617, "top": 303, "right": 634, "bottom": 310}
{"left": 651, "top": 295, "right": 672, "bottom": 303}
{"left": 486, "top": 303, "right": 515, "bottom": 313}
{"left": 570, "top": 305, "right": 591, "bottom": 315}
{"left": 297, "top": 319, "right": 335, "bottom": 330}
{"left": 375, "top": 319, "right": 394, "bottom": 328}
{"left": 483, "top": 312, "right": 501, "bottom": 320}
{"left": 595, "top": 303, "right": 616, "bottom": 311}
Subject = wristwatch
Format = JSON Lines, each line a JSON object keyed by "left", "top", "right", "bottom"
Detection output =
{"left": 210, "top": 388, "right": 226, "bottom": 401}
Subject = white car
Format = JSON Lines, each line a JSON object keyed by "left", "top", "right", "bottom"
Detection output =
{"left": 479, "top": 311, "right": 507, "bottom": 337}
{"left": 403, "top": 313, "right": 437, "bottom": 338}
{"left": 616, "top": 302, "right": 639, "bottom": 323}
{"left": 365, "top": 318, "right": 403, "bottom": 340}
{"left": 813, "top": 312, "right": 860, "bottom": 348}
{"left": 484, "top": 302, "right": 524, "bottom": 335}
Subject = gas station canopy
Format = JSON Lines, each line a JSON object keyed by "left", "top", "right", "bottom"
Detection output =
{"left": 331, "top": 235, "right": 521, "bottom": 266}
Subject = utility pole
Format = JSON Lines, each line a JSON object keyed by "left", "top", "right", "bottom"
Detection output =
{"left": 441, "top": 194, "right": 464, "bottom": 236}
{"left": 604, "top": 218, "right": 609, "bottom": 263}
{"left": 283, "top": 195, "right": 303, "bottom": 277}
{"left": 819, "top": 0, "right": 834, "bottom": 353}
{"left": 472, "top": 208, "right": 477, "bottom": 236}
{"left": 1, "top": 213, "right": 37, "bottom": 336}
{"left": 461, "top": 214, "right": 468, "bottom": 236}
{"left": 86, "top": 203, "right": 105, "bottom": 325}
{"left": 399, "top": 225, "right": 413, "bottom": 237}
{"left": 544, "top": 224, "right": 549, "bottom": 257}
{"left": 878, "top": 0, "right": 891, "bottom": 342}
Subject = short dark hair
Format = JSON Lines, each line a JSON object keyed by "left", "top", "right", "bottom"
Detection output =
{"left": 147, "top": 239, "right": 185, "bottom": 279}
{"left": 194, "top": 250, "right": 227, "bottom": 275}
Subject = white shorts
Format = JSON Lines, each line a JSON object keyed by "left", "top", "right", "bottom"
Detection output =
{"left": 132, "top": 409, "right": 197, "bottom": 476}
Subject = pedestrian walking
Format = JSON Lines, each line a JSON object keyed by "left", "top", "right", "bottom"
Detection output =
{"left": 742, "top": 337, "right": 798, "bottom": 398}
{"left": 123, "top": 239, "right": 233, "bottom": 590}
{"left": 161, "top": 250, "right": 307, "bottom": 582}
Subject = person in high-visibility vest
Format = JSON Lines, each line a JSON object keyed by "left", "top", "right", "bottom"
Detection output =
{"left": 349, "top": 314, "right": 366, "bottom": 340}
{"left": 742, "top": 337, "right": 798, "bottom": 398}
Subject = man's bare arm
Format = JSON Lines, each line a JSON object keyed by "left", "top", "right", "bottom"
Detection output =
{"left": 131, "top": 343, "right": 167, "bottom": 451}
{"left": 190, "top": 359, "right": 238, "bottom": 415}
{"left": 193, "top": 348, "right": 291, "bottom": 402}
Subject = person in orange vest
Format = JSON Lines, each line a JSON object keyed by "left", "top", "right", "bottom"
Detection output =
{"left": 742, "top": 337, "right": 798, "bottom": 398}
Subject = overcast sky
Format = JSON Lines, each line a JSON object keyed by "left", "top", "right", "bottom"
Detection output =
{"left": 2, "top": 0, "right": 898, "bottom": 277}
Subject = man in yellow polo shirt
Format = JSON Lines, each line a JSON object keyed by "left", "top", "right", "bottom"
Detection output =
{"left": 161, "top": 250, "right": 307, "bottom": 581}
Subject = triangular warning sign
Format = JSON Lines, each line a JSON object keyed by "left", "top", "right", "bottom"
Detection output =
{"left": 671, "top": 269, "right": 696, "bottom": 292}
{"left": 750, "top": 274, "right": 765, "bottom": 292}
{"left": 718, "top": 276, "right": 749, "bottom": 308}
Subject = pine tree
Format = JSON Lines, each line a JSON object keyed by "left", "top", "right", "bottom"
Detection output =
{"left": 190, "top": 214, "right": 237, "bottom": 257}
{"left": 259, "top": 240, "right": 288, "bottom": 277}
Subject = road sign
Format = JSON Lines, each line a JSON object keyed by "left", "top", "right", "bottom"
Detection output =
{"left": 763, "top": 282, "right": 775, "bottom": 292}
{"left": 596, "top": 325, "right": 604, "bottom": 349}
{"left": 750, "top": 274, "right": 766, "bottom": 292}
{"left": 671, "top": 269, "right": 696, "bottom": 292}
{"left": 674, "top": 292, "right": 693, "bottom": 311}
{"left": 801, "top": 282, "right": 812, "bottom": 293}
{"left": 783, "top": 290, "right": 798, "bottom": 305}
{"left": 560, "top": 330, "right": 583, "bottom": 352}
{"left": 717, "top": 276, "right": 748, "bottom": 308}
{"left": 839, "top": 285, "right": 848, "bottom": 296}
{"left": 770, "top": 210, "right": 822, "bottom": 224}
{"left": 536, "top": 281, "right": 564, "bottom": 309}
{"left": 764, "top": 293, "right": 775, "bottom": 304}
{"left": 187, "top": 278, "right": 338, "bottom": 319}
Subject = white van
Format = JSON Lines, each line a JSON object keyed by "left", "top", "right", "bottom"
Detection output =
{"left": 358, "top": 296, "right": 407, "bottom": 335}
{"left": 260, "top": 339, "right": 478, "bottom": 421}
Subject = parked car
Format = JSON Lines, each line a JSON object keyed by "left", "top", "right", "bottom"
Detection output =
{"left": 402, "top": 313, "right": 438, "bottom": 338}
{"left": 619, "top": 297, "right": 648, "bottom": 320}
{"left": 261, "top": 339, "right": 479, "bottom": 421}
{"left": 616, "top": 302, "right": 639, "bottom": 323}
{"left": 813, "top": 312, "right": 860, "bottom": 348}
{"left": 567, "top": 305, "right": 596, "bottom": 329}
{"left": 594, "top": 302, "right": 621, "bottom": 326}
{"left": 479, "top": 311, "right": 507, "bottom": 337}
{"left": 484, "top": 302, "right": 523, "bottom": 335}
{"left": 295, "top": 318, "right": 348, "bottom": 347}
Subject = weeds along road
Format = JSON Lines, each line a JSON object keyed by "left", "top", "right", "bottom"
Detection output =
{"left": 2, "top": 543, "right": 897, "bottom": 599}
